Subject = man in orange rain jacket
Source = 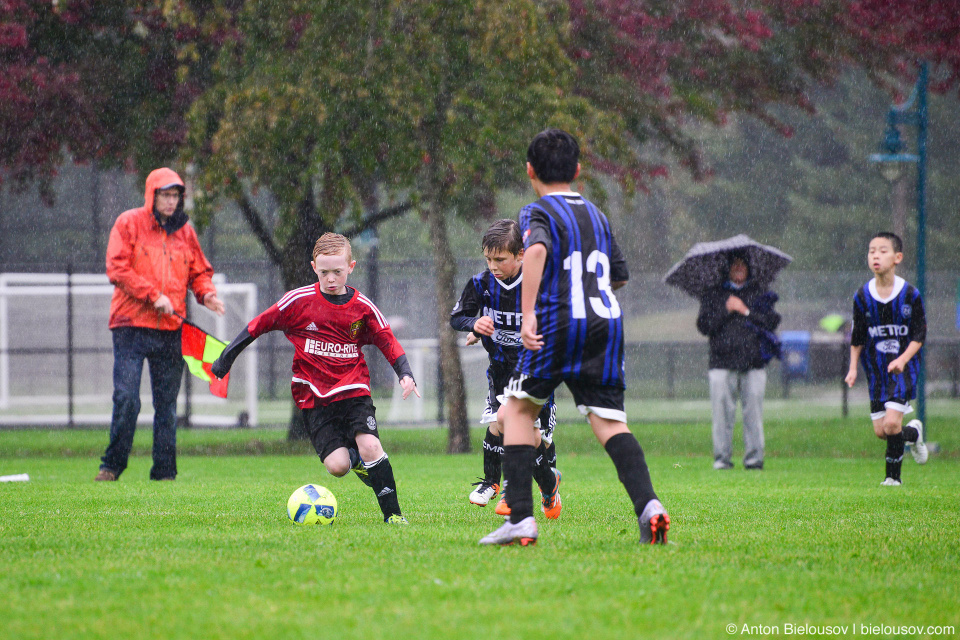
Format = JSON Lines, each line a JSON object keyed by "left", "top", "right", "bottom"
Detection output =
{"left": 96, "top": 167, "right": 225, "bottom": 482}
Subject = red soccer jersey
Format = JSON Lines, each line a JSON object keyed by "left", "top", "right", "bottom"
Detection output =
{"left": 247, "top": 284, "right": 406, "bottom": 408}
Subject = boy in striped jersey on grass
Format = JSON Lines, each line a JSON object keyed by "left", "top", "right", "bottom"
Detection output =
{"left": 212, "top": 233, "right": 419, "bottom": 523}
{"left": 480, "top": 129, "right": 669, "bottom": 547}
{"left": 845, "top": 232, "right": 928, "bottom": 486}
{"left": 450, "top": 219, "right": 561, "bottom": 519}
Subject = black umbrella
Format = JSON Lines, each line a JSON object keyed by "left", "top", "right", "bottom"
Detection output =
{"left": 663, "top": 234, "right": 792, "bottom": 299}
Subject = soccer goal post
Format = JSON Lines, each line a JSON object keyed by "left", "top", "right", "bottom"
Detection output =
{"left": 0, "top": 272, "right": 259, "bottom": 428}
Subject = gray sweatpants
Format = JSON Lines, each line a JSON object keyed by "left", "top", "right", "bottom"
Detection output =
{"left": 708, "top": 368, "right": 766, "bottom": 469}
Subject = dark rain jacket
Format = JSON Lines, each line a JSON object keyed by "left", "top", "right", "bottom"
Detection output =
{"left": 696, "top": 280, "right": 781, "bottom": 371}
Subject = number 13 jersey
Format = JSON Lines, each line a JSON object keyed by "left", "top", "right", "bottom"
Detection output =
{"left": 518, "top": 192, "right": 629, "bottom": 386}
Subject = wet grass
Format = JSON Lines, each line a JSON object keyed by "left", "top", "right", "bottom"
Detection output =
{"left": 1, "top": 420, "right": 958, "bottom": 639}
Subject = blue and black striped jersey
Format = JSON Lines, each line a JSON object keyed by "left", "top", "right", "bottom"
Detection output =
{"left": 517, "top": 192, "right": 628, "bottom": 386}
{"left": 851, "top": 276, "right": 926, "bottom": 403}
{"left": 450, "top": 270, "right": 524, "bottom": 366}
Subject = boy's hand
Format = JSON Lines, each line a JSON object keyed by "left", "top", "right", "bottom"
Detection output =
{"left": 473, "top": 316, "right": 495, "bottom": 336}
{"left": 844, "top": 369, "right": 857, "bottom": 388}
{"left": 520, "top": 314, "right": 543, "bottom": 351}
{"left": 465, "top": 333, "right": 480, "bottom": 346}
{"left": 887, "top": 357, "right": 906, "bottom": 374}
{"left": 400, "top": 375, "right": 420, "bottom": 400}
{"left": 203, "top": 292, "right": 226, "bottom": 316}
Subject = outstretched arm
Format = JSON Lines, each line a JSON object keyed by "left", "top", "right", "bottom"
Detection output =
{"left": 211, "top": 328, "right": 256, "bottom": 379}
{"left": 390, "top": 354, "right": 420, "bottom": 399}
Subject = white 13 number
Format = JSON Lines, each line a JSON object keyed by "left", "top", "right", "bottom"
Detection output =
{"left": 563, "top": 250, "right": 621, "bottom": 319}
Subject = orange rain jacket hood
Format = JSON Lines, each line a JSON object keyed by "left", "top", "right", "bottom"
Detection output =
{"left": 106, "top": 168, "right": 217, "bottom": 331}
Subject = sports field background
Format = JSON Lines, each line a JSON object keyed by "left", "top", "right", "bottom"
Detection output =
{"left": 2, "top": 417, "right": 958, "bottom": 640}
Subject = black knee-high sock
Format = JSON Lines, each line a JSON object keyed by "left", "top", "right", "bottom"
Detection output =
{"left": 604, "top": 432, "right": 658, "bottom": 518}
{"left": 533, "top": 441, "right": 556, "bottom": 496}
{"left": 901, "top": 424, "right": 919, "bottom": 443}
{"left": 348, "top": 447, "right": 361, "bottom": 468}
{"left": 502, "top": 444, "right": 536, "bottom": 524}
{"left": 885, "top": 433, "right": 905, "bottom": 481}
{"left": 545, "top": 441, "right": 557, "bottom": 468}
{"left": 366, "top": 454, "right": 401, "bottom": 519}
{"left": 482, "top": 427, "right": 504, "bottom": 484}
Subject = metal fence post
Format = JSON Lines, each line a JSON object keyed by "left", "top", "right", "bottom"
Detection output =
{"left": 840, "top": 341, "right": 849, "bottom": 418}
{"left": 181, "top": 308, "right": 192, "bottom": 429}
{"left": 436, "top": 352, "right": 445, "bottom": 423}
{"left": 66, "top": 265, "right": 75, "bottom": 429}
{"left": 666, "top": 344, "right": 676, "bottom": 399}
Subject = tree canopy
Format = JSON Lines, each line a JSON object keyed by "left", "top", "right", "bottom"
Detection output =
{"left": 4, "top": 0, "right": 960, "bottom": 442}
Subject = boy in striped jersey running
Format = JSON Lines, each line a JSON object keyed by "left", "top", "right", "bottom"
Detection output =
{"left": 450, "top": 219, "right": 561, "bottom": 518}
{"left": 845, "top": 232, "right": 928, "bottom": 486}
{"left": 212, "top": 233, "right": 419, "bottom": 523}
{"left": 480, "top": 129, "right": 669, "bottom": 546}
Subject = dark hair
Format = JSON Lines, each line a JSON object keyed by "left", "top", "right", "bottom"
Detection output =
{"left": 527, "top": 128, "right": 579, "bottom": 184}
{"left": 872, "top": 231, "right": 903, "bottom": 253}
{"left": 482, "top": 219, "right": 523, "bottom": 256}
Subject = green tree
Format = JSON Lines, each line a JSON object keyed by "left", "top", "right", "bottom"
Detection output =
{"left": 185, "top": 0, "right": 624, "bottom": 449}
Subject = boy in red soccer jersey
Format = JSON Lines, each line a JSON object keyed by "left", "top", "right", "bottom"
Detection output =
{"left": 212, "top": 233, "right": 419, "bottom": 524}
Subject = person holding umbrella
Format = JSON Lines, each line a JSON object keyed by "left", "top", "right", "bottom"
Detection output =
{"left": 665, "top": 235, "right": 789, "bottom": 471}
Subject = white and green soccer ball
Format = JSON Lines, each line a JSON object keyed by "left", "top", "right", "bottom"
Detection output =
{"left": 287, "top": 484, "right": 338, "bottom": 525}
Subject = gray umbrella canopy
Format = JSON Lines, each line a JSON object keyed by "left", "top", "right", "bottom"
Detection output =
{"left": 663, "top": 234, "right": 792, "bottom": 299}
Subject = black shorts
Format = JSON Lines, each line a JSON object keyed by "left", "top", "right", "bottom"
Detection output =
{"left": 483, "top": 361, "right": 557, "bottom": 440}
{"left": 503, "top": 374, "right": 626, "bottom": 423}
{"left": 869, "top": 397, "right": 912, "bottom": 420}
{"left": 303, "top": 395, "right": 380, "bottom": 461}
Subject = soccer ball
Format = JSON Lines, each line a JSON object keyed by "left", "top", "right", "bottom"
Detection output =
{"left": 287, "top": 484, "right": 338, "bottom": 525}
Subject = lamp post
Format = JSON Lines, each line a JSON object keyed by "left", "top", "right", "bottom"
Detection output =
{"left": 868, "top": 61, "right": 928, "bottom": 427}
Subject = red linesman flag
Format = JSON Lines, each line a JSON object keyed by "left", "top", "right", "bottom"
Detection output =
{"left": 181, "top": 322, "right": 230, "bottom": 398}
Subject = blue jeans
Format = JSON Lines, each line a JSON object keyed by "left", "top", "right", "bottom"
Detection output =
{"left": 100, "top": 327, "right": 184, "bottom": 479}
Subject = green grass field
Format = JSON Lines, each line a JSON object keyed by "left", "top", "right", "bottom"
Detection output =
{"left": 2, "top": 420, "right": 958, "bottom": 640}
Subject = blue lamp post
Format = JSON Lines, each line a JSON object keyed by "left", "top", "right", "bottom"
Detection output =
{"left": 868, "top": 61, "right": 928, "bottom": 426}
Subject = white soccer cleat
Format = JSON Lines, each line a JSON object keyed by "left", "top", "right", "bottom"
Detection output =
{"left": 469, "top": 479, "right": 500, "bottom": 506}
{"left": 638, "top": 499, "right": 670, "bottom": 545}
{"left": 907, "top": 419, "right": 928, "bottom": 465}
{"left": 479, "top": 516, "right": 538, "bottom": 546}
{"left": 880, "top": 477, "right": 902, "bottom": 487}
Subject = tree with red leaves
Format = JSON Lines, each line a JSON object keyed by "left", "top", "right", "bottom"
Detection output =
{"left": 0, "top": 1, "right": 213, "bottom": 199}
{"left": 0, "top": 1, "right": 94, "bottom": 199}
{"left": 566, "top": 0, "right": 960, "bottom": 185}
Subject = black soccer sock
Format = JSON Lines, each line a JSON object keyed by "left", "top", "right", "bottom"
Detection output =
{"left": 885, "top": 433, "right": 905, "bottom": 481}
{"left": 366, "top": 454, "right": 402, "bottom": 520}
{"left": 901, "top": 424, "right": 919, "bottom": 443}
{"left": 482, "top": 428, "right": 504, "bottom": 484}
{"left": 348, "top": 447, "right": 361, "bottom": 469}
{"left": 533, "top": 441, "right": 556, "bottom": 496}
{"left": 502, "top": 444, "right": 536, "bottom": 524}
{"left": 604, "top": 432, "right": 658, "bottom": 518}
{"left": 545, "top": 440, "right": 557, "bottom": 468}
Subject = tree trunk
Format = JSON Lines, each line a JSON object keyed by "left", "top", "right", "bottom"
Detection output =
{"left": 420, "top": 85, "right": 470, "bottom": 453}
{"left": 426, "top": 201, "right": 470, "bottom": 453}
{"left": 282, "top": 185, "right": 331, "bottom": 441}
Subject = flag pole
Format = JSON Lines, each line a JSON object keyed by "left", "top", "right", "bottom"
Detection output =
{"left": 173, "top": 312, "right": 228, "bottom": 346}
